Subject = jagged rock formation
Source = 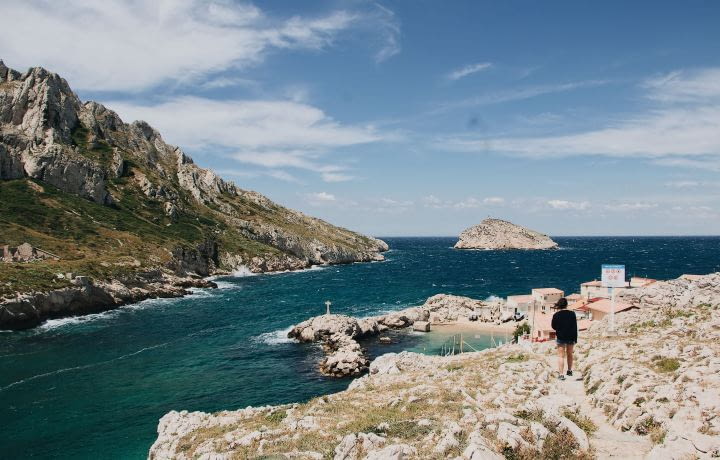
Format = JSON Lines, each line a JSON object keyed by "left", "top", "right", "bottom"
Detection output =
{"left": 148, "top": 273, "right": 720, "bottom": 459}
{"left": 0, "top": 61, "right": 387, "bottom": 329}
{"left": 287, "top": 294, "right": 503, "bottom": 377}
{"left": 0, "top": 273, "right": 215, "bottom": 330}
{"left": 455, "top": 218, "right": 558, "bottom": 250}
{"left": 580, "top": 273, "right": 720, "bottom": 458}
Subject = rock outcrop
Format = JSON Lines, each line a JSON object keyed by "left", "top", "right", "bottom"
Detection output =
{"left": 287, "top": 294, "right": 504, "bottom": 377}
{"left": 579, "top": 273, "right": 720, "bottom": 459}
{"left": 0, "top": 272, "right": 215, "bottom": 330}
{"left": 0, "top": 61, "right": 387, "bottom": 329}
{"left": 455, "top": 218, "right": 558, "bottom": 250}
{"left": 149, "top": 273, "right": 720, "bottom": 459}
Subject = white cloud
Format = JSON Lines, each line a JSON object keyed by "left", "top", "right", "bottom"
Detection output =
{"left": 443, "top": 68, "right": 720, "bottom": 160}
{"left": 372, "top": 3, "right": 401, "bottom": 63}
{"left": 109, "top": 96, "right": 384, "bottom": 182}
{"left": 664, "top": 180, "right": 700, "bottom": 188}
{"left": 218, "top": 168, "right": 302, "bottom": 183}
{"left": 453, "top": 197, "right": 482, "bottom": 209}
{"left": 199, "top": 76, "right": 259, "bottom": 90}
{"left": 422, "top": 195, "right": 445, "bottom": 208}
{"left": 643, "top": 68, "right": 720, "bottom": 102}
{"left": 483, "top": 197, "right": 505, "bottom": 205}
{"left": 664, "top": 180, "right": 720, "bottom": 189}
{"left": 547, "top": 200, "right": 590, "bottom": 211}
{"left": 306, "top": 191, "right": 336, "bottom": 204}
{"left": 446, "top": 62, "right": 493, "bottom": 81}
{"left": 110, "top": 97, "right": 381, "bottom": 149}
{"left": 421, "top": 195, "right": 507, "bottom": 209}
{"left": 0, "top": 0, "right": 395, "bottom": 92}
{"left": 321, "top": 172, "right": 354, "bottom": 182}
{"left": 449, "top": 106, "right": 720, "bottom": 158}
{"left": 432, "top": 80, "right": 609, "bottom": 114}
{"left": 603, "top": 202, "right": 658, "bottom": 212}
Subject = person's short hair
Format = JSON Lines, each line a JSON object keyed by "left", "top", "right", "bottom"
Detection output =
{"left": 554, "top": 297, "right": 568, "bottom": 309}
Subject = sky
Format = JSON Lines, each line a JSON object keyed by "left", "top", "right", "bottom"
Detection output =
{"left": 2, "top": 0, "right": 720, "bottom": 236}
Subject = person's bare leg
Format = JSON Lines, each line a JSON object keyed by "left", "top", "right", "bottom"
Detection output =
{"left": 556, "top": 345, "right": 565, "bottom": 374}
{"left": 566, "top": 344, "right": 574, "bottom": 373}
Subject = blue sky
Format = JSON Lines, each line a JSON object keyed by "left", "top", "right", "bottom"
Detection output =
{"left": 2, "top": 0, "right": 720, "bottom": 236}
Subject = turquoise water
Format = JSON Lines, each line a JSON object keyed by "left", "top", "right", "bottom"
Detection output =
{"left": 1, "top": 236, "right": 719, "bottom": 458}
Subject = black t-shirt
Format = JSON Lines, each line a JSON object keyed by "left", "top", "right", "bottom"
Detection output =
{"left": 551, "top": 309, "right": 578, "bottom": 342}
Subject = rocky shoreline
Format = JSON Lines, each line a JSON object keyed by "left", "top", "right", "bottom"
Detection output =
{"left": 0, "top": 271, "right": 216, "bottom": 330}
{"left": 148, "top": 273, "right": 720, "bottom": 459}
{"left": 286, "top": 294, "right": 505, "bottom": 377}
{"left": 0, "top": 253, "right": 387, "bottom": 331}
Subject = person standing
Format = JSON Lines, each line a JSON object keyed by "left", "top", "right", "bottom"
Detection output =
{"left": 551, "top": 297, "right": 577, "bottom": 380}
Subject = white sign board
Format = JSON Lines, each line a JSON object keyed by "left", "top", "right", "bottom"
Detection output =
{"left": 601, "top": 264, "right": 626, "bottom": 288}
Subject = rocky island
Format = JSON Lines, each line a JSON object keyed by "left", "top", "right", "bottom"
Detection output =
{"left": 455, "top": 218, "right": 558, "bottom": 250}
{"left": 148, "top": 273, "right": 720, "bottom": 459}
{"left": 0, "top": 61, "right": 387, "bottom": 330}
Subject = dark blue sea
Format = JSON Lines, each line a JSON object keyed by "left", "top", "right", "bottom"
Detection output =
{"left": 1, "top": 237, "right": 719, "bottom": 459}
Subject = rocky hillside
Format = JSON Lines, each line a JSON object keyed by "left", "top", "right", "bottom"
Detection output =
{"left": 455, "top": 218, "right": 557, "bottom": 250}
{"left": 148, "top": 273, "right": 720, "bottom": 459}
{"left": 0, "top": 61, "right": 387, "bottom": 329}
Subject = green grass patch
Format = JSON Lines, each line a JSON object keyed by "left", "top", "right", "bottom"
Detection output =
{"left": 652, "top": 357, "right": 680, "bottom": 373}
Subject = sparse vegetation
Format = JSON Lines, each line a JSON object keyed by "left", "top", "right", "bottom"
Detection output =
{"left": 506, "top": 353, "right": 528, "bottom": 362}
{"left": 652, "top": 357, "right": 680, "bottom": 373}
{"left": 514, "top": 408, "right": 544, "bottom": 422}
{"left": 563, "top": 409, "right": 598, "bottom": 435}
{"left": 512, "top": 322, "right": 531, "bottom": 342}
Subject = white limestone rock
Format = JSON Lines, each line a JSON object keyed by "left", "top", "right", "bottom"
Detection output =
{"left": 455, "top": 218, "right": 558, "bottom": 250}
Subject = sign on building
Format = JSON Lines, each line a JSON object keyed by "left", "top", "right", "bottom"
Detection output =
{"left": 601, "top": 264, "right": 626, "bottom": 288}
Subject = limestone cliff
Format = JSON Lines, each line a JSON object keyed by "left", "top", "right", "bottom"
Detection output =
{"left": 455, "top": 218, "right": 558, "bottom": 250}
{"left": 0, "top": 61, "right": 387, "bottom": 329}
{"left": 148, "top": 273, "right": 720, "bottom": 459}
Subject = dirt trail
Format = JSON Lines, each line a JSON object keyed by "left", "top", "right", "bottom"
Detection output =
{"left": 546, "top": 357, "right": 653, "bottom": 459}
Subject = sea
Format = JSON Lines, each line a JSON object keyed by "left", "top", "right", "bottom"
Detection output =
{"left": 1, "top": 236, "right": 719, "bottom": 459}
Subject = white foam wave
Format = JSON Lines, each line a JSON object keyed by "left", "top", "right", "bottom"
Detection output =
{"left": 187, "top": 288, "right": 214, "bottom": 298}
{"left": 39, "top": 311, "right": 120, "bottom": 330}
{"left": 0, "top": 342, "right": 169, "bottom": 392}
{"left": 252, "top": 326, "right": 295, "bottom": 345}
{"left": 485, "top": 295, "right": 503, "bottom": 302}
{"left": 231, "top": 266, "right": 256, "bottom": 277}
{"left": 213, "top": 280, "right": 238, "bottom": 290}
{"left": 264, "top": 265, "right": 328, "bottom": 276}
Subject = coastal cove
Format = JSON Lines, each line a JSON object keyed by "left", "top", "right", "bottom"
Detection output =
{"left": 2, "top": 236, "right": 720, "bottom": 459}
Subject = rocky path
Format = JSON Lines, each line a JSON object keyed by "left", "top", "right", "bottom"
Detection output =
{"left": 546, "top": 356, "right": 653, "bottom": 459}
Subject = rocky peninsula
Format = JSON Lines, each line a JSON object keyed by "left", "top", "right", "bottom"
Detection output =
{"left": 0, "top": 61, "right": 387, "bottom": 330}
{"left": 455, "top": 218, "right": 558, "bottom": 250}
{"left": 148, "top": 273, "right": 720, "bottom": 459}
{"left": 287, "top": 294, "right": 505, "bottom": 377}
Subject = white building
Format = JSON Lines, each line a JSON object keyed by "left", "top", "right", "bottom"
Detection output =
{"left": 506, "top": 294, "right": 534, "bottom": 316}
{"left": 531, "top": 288, "right": 564, "bottom": 313}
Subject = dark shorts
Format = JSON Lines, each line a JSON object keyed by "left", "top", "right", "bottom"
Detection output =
{"left": 556, "top": 339, "right": 576, "bottom": 346}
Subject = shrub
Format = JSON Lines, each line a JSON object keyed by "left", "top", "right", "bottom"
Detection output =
{"left": 512, "top": 323, "right": 531, "bottom": 342}
{"left": 506, "top": 353, "right": 528, "bottom": 363}
{"left": 514, "top": 408, "right": 544, "bottom": 422}
{"left": 653, "top": 358, "right": 680, "bottom": 373}
{"left": 563, "top": 409, "right": 598, "bottom": 435}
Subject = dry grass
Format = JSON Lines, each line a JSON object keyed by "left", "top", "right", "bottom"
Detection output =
{"left": 563, "top": 409, "right": 598, "bottom": 435}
